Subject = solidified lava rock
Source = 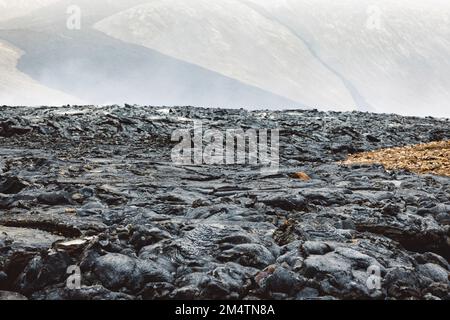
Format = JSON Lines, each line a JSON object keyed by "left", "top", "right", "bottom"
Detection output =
{"left": 0, "top": 121, "right": 32, "bottom": 138}
{"left": 0, "top": 105, "right": 449, "bottom": 300}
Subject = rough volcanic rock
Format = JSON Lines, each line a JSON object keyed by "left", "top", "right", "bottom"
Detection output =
{"left": 0, "top": 290, "right": 28, "bottom": 300}
{"left": 0, "top": 105, "right": 449, "bottom": 300}
{"left": 92, "top": 253, "right": 173, "bottom": 292}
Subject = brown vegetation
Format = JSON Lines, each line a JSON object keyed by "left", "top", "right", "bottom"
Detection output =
{"left": 342, "top": 140, "right": 450, "bottom": 177}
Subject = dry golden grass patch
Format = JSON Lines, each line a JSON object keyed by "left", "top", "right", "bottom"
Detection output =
{"left": 292, "top": 172, "right": 311, "bottom": 181}
{"left": 341, "top": 140, "right": 450, "bottom": 177}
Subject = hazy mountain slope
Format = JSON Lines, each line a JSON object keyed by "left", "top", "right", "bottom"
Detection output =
{"left": 244, "top": 0, "right": 450, "bottom": 117}
{"left": 0, "top": 0, "right": 59, "bottom": 22}
{"left": 0, "top": 0, "right": 147, "bottom": 30}
{"left": 1, "top": 0, "right": 449, "bottom": 116}
{"left": 94, "top": 0, "right": 356, "bottom": 111}
{"left": 0, "top": 39, "right": 81, "bottom": 106}
{"left": 0, "top": 0, "right": 297, "bottom": 107}
{"left": 0, "top": 28, "right": 297, "bottom": 107}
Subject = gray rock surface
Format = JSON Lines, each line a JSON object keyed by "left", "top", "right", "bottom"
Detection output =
{"left": 0, "top": 105, "right": 449, "bottom": 300}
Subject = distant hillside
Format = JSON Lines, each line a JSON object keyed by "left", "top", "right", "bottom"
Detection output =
{"left": 244, "top": 0, "right": 450, "bottom": 117}
{"left": 0, "top": 0, "right": 449, "bottom": 116}
{"left": 0, "top": 0, "right": 297, "bottom": 108}
{"left": 94, "top": 0, "right": 355, "bottom": 110}
{"left": 0, "top": 39, "right": 81, "bottom": 106}
{"left": 0, "top": 0, "right": 58, "bottom": 22}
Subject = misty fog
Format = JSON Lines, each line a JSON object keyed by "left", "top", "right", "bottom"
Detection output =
{"left": 0, "top": 0, "right": 449, "bottom": 118}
